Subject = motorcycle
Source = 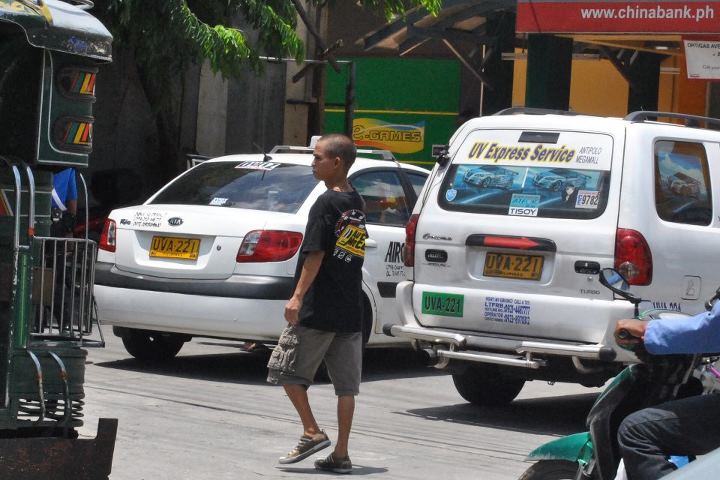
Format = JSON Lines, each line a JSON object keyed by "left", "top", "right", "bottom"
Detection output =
{"left": 518, "top": 268, "right": 720, "bottom": 480}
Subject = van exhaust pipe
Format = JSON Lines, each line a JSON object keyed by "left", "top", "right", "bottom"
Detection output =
{"left": 419, "top": 347, "right": 439, "bottom": 367}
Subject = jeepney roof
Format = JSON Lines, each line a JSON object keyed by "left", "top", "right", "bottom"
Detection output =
{"left": 0, "top": 0, "right": 112, "bottom": 61}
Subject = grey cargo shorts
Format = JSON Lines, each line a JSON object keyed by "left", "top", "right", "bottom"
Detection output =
{"left": 267, "top": 324, "right": 362, "bottom": 396}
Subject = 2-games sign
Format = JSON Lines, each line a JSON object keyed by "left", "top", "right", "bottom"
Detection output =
{"left": 517, "top": 1, "right": 720, "bottom": 33}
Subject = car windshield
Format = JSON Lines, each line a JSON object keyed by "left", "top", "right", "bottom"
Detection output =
{"left": 149, "top": 161, "right": 318, "bottom": 213}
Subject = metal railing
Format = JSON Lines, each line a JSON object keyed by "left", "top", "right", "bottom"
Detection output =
{"left": 32, "top": 237, "right": 98, "bottom": 343}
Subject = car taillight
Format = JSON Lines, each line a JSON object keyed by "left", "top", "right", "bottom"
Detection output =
{"left": 403, "top": 214, "right": 419, "bottom": 267}
{"left": 99, "top": 219, "right": 116, "bottom": 252}
{"left": 236, "top": 230, "right": 303, "bottom": 263}
{"left": 614, "top": 228, "right": 652, "bottom": 285}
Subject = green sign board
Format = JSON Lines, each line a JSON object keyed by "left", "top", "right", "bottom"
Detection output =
{"left": 325, "top": 57, "right": 461, "bottom": 167}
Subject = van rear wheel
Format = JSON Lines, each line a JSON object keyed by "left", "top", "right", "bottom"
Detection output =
{"left": 121, "top": 329, "right": 186, "bottom": 363}
{"left": 452, "top": 364, "right": 525, "bottom": 406}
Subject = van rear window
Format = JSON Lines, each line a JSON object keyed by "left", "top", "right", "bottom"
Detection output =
{"left": 438, "top": 130, "right": 613, "bottom": 220}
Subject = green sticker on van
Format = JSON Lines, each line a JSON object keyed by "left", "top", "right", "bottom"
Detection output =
{"left": 422, "top": 292, "right": 464, "bottom": 317}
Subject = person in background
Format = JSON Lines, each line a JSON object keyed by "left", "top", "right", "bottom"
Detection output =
{"left": 267, "top": 133, "right": 367, "bottom": 474}
{"left": 51, "top": 167, "right": 78, "bottom": 237}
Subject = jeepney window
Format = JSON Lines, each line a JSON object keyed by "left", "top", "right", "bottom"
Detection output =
{"left": 654, "top": 140, "right": 712, "bottom": 226}
{"left": 438, "top": 130, "right": 613, "bottom": 220}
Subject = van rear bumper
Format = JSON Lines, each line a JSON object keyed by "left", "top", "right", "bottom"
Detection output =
{"left": 390, "top": 281, "right": 622, "bottom": 369}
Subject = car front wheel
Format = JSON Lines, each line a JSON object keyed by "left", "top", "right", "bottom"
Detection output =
{"left": 120, "top": 329, "right": 187, "bottom": 363}
{"left": 452, "top": 364, "right": 525, "bottom": 406}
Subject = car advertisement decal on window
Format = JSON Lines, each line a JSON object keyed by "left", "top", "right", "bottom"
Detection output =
{"left": 509, "top": 193, "right": 540, "bottom": 216}
{"left": 462, "top": 139, "right": 611, "bottom": 171}
{"left": 234, "top": 161, "right": 281, "bottom": 171}
{"left": 575, "top": 190, "right": 600, "bottom": 209}
{"left": 655, "top": 142, "right": 712, "bottom": 226}
{"left": 209, "top": 197, "right": 228, "bottom": 206}
{"left": 439, "top": 130, "right": 613, "bottom": 219}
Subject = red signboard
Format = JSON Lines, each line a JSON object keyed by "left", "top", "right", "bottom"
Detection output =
{"left": 517, "top": 1, "right": 720, "bottom": 33}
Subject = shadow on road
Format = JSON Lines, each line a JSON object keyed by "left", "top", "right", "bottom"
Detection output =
{"left": 400, "top": 392, "right": 598, "bottom": 437}
{"left": 94, "top": 345, "right": 444, "bottom": 385}
{"left": 275, "top": 465, "right": 388, "bottom": 475}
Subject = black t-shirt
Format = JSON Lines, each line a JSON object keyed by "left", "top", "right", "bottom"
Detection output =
{"left": 296, "top": 188, "right": 367, "bottom": 332}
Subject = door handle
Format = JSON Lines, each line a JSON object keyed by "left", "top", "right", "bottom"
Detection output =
{"left": 365, "top": 238, "right": 378, "bottom": 248}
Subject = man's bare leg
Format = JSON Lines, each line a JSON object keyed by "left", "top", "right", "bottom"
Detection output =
{"left": 334, "top": 395, "right": 355, "bottom": 457}
{"left": 283, "top": 384, "right": 324, "bottom": 437}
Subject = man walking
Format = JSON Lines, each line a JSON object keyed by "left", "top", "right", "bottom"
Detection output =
{"left": 267, "top": 133, "right": 367, "bottom": 474}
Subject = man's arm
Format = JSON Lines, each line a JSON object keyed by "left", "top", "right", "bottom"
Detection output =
{"left": 66, "top": 199, "right": 78, "bottom": 216}
{"left": 616, "top": 301, "right": 720, "bottom": 355}
{"left": 284, "top": 251, "right": 324, "bottom": 325}
{"left": 644, "top": 300, "right": 720, "bottom": 354}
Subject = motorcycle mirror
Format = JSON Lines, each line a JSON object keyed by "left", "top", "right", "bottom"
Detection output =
{"left": 599, "top": 268, "right": 642, "bottom": 307}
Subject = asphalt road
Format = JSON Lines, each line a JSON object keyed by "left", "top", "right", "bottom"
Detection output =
{"left": 79, "top": 335, "right": 603, "bottom": 480}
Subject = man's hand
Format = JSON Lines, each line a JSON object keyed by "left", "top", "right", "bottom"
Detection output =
{"left": 615, "top": 319, "right": 647, "bottom": 349}
{"left": 284, "top": 295, "right": 302, "bottom": 325}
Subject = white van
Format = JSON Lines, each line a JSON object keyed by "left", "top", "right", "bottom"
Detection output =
{"left": 386, "top": 109, "right": 720, "bottom": 405}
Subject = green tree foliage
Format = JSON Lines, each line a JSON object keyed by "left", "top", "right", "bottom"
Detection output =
{"left": 93, "top": 0, "right": 440, "bottom": 179}
{"left": 97, "top": 0, "right": 439, "bottom": 101}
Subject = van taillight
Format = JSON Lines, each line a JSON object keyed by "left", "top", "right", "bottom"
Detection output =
{"left": 236, "top": 230, "right": 303, "bottom": 262}
{"left": 99, "top": 219, "right": 116, "bottom": 253}
{"left": 403, "top": 214, "right": 419, "bottom": 267}
{"left": 614, "top": 228, "right": 652, "bottom": 285}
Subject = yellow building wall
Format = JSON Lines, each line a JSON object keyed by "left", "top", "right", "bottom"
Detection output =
{"left": 512, "top": 53, "right": 684, "bottom": 117}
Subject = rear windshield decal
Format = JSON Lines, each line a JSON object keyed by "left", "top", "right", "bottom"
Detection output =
{"left": 509, "top": 194, "right": 540, "bottom": 216}
{"left": 234, "top": 161, "right": 281, "bottom": 170}
{"left": 440, "top": 163, "right": 609, "bottom": 219}
{"left": 575, "top": 190, "right": 600, "bottom": 209}
{"left": 209, "top": 197, "right": 228, "bottom": 206}
{"left": 459, "top": 130, "right": 612, "bottom": 171}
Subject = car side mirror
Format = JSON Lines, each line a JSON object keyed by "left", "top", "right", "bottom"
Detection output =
{"left": 599, "top": 268, "right": 642, "bottom": 311}
{"left": 432, "top": 145, "right": 450, "bottom": 168}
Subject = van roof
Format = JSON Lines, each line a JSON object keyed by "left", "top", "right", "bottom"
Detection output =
{"left": 450, "top": 109, "right": 720, "bottom": 149}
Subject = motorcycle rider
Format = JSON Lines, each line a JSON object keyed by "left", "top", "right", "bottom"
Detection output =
{"left": 614, "top": 299, "right": 720, "bottom": 480}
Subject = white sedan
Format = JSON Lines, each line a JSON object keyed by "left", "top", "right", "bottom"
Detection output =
{"left": 94, "top": 145, "right": 428, "bottom": 362}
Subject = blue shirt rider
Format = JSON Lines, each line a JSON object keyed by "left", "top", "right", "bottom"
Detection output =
{"left": 615, "top": 300, "right": 720, "bottom": 480}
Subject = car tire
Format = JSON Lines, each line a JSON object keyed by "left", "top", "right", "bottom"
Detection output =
{"left": 452, "top": 364, "right": 525, "bottom": 406}
{"left": 517, "top": 460, "right": 579, "bottom": 480}
{"left": 121, "top": 329, "right": 186, "bottom": 363}
{"left": 551, "top": 181, "right": 563, "bottom": 192}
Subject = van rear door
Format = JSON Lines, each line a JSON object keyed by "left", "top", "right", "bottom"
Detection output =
{"left": 413, "top": 126, "right": 622, "bottom": 344}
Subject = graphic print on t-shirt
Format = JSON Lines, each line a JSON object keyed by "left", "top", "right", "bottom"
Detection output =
{"left": 333, "top": 209, "right": 367, "bottom": 263}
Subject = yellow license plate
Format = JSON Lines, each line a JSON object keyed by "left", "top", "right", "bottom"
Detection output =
{"left": 149, "top": 236, "right": 200, "bottom": 260}
{"left": 483, "top": 252, "right": 544, "bottom": 281}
